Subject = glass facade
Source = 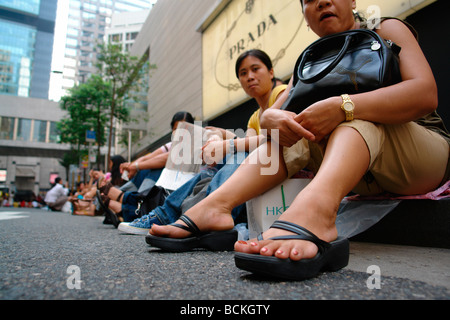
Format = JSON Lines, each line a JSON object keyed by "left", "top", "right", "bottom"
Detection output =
{"left": 0, "top": 116, "right": 59, "bottom": 144}
{"left": 0, "top": 0, "right": 41, "bottom": 15}
{"left": 16, "top": 118, "right": 31, "bottom": 142}
{"left": 49, "top": 121, "right": 59, "bottom": 143}
{"left": 0, "top": 0, "right": 56, "bottom": 99}
{"left": 33, "top": 120, "right": 47, "bottom": 142}
{"left": 0, "top": 116, "right": 14, "bottom": 140}
{"left": 0, "top": 20, "right": 36, "bottom": 97}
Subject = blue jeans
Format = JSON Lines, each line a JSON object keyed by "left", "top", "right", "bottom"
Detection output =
{"left": 149, "top": 152, "right": 248, "bottom": 225}
{"left": 120, "top": 168, "right": 163, "bottom": 193}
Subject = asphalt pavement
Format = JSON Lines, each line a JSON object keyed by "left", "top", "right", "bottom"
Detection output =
{"left": 1, "top": 207, "right": 449, "bottom": 306}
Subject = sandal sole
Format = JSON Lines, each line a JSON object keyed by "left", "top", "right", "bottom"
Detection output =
{"left": 234, "top": 237, "right": 349, "bottom": 281}
{"left": 145, "top": 229, "right": 238, "bottom": 252}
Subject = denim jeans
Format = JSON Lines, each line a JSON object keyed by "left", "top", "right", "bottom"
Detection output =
{"left": 150, "top": 152, "right": 248, "bottom": 225}
{"left": 120, "top": 169, "right": 163, "bottom": 193}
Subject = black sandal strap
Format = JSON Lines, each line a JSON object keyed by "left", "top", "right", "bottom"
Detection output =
{"left": 267, "top": 220, "right": 331, "bottom": 253}
{"left": 171, "top": 215, "right": 201, "bottom": 236}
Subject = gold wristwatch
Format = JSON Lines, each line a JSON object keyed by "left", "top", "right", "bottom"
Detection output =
{"left": 340, "top": 94, "right": 355, "bottom": 122}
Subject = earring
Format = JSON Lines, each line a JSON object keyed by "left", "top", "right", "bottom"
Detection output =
{"left": 307, "top": 25, "right": 310, "bottom": 31}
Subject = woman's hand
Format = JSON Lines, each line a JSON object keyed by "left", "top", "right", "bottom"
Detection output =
{"left": 260, "top": 109, "right": 315, "bottom": 147}
{"left": 201, "top": 139, "right": 228, "bottom": 166}
{"left": 119, "top": 162, "right": 131, "bottom": 174}
{"left": 295, "top": 96, "right": 344, "bottom": 143}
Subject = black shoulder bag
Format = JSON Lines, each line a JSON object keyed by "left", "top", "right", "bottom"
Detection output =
{"left": 282, "top": 29, "right": 402, "bottom": 113}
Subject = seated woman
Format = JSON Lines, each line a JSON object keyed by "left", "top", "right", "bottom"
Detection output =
{"left": 72, "top": 155, "right": 126, "bottom": 216}
{"left": 148, "top": 0, "right": 450, "bottom": 280}
{"left": 119, "top": 50, "right": 287, "bottom": 236}
{"left": 97, "top": 112, "right": 195, "bottom": 226}
{"left": 143, "top": 50, "right": 287, "bottom": 247}
{"left": 44, "top": 177, "right": 69, "bottom": 211}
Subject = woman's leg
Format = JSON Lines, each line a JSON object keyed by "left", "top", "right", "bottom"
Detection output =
{"left": 235, "top": 126, "right": 370, "bottom": 261}
{"left": 149, "top": 141, "right": 288, "bottom": 237}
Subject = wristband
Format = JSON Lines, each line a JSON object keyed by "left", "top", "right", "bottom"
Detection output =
{"left": 135, "top": 162, "right": 140, "bottom": 172}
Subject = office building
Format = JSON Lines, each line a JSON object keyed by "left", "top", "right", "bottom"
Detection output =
{"left": 51, "top": 0, "right": 152, "bottom": 101}
{"left": 0, "top": 0, "right": 57, "bottom": 99}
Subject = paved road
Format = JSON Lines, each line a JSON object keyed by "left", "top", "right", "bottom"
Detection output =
{"left": 1, "top": 207, "right": 449, "bottom": 306}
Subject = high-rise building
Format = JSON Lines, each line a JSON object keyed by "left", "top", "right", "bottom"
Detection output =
{"left": 50, "top": 0, "right": 152, "bottom": 101}
{"left": 104, "top": 10, "right": 150, "bottom": 156}
{"left": 0, "top": 0, "right": 57, "bottom": 99}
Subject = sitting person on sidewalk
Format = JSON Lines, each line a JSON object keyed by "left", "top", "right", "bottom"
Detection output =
{"left": 44, "top": 177, "right": 69, "bottom": 211}
{"left": 118, "top": 50, "right": 287, "bottom": 235}
{"left": 72, "top": 155, "right": 126, "bottom": 216}
{"left": 147, "top": 0, "right": 450, "bottom": 280}
{"left": 97, "top": 111, "right": 195, "bottom": 226}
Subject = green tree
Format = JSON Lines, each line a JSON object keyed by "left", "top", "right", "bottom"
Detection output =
{"left": 95, "top": 43, "right": 151, "bottom": 164}
{"left": 58, "top": 75, "right": 112, "bottom": 165}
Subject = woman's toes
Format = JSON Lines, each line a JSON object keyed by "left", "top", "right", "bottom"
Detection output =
{"left": 234, "top": 240, "right": 252, "bottom": 253}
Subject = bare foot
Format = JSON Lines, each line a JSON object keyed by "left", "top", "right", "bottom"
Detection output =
{"left": 235, "top": 192, "right": 338, "bottom": 261}
{"left": 149, "top": 194, "right": 235, "bottom": 238}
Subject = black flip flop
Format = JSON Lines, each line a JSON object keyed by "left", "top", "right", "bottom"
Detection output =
{"left": 145, "top": 215, "right": 237, "bottom": 252}
{"left": 234, "top": 220, "right": 349, "bottom": 281}
{"left": 96, "top": 190, "right": 120, "bottom": 228}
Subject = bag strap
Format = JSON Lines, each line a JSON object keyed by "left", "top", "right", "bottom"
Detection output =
{"left": 298, "top": 33, "right": 354, "bottom": 84}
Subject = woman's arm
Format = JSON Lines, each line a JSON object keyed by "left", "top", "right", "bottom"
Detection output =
{"left": 126, "top": 152, "right": 169, "bottom": 178}
{"left": 352, "top": 19, "right": 438, "bottom": 123}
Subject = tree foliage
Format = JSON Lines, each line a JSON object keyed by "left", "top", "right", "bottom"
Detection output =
{"left": 58, "top": 75, "right": 112, "bottom": 164}
{"left": 95, "top": 43, "right": 150, "bottom": 164}
{"left": 57, "top": 42, "right": 152, "bottom": 168}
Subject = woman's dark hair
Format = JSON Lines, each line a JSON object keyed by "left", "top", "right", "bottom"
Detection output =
{"left": 170, "top": 111, "right": 195, "bottom": 129}
{"left": 110, "top": 155, "right": 126, "bottom": 186}
{"left": 235, "top": 49, "right": 273, "bottom": 79}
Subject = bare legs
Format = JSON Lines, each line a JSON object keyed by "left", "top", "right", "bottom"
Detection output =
{"left": 150, "top": 127, "right": 370, "bottom": 261}
{"left": 236, "top": 126, "right": 369, "bottom": 260}
{"left": 150, "top": 141, "right": 287, "bottom": 237}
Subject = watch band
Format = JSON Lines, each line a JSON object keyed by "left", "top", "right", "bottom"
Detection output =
{"left": 341, "top": 94, "right": 354, "bottom": 122}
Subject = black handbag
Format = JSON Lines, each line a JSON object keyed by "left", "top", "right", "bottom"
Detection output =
{"left": 134, "top": 185, "right": 169, "bottom": 218}
{"left": 282, "top": 29, "right": 402, "bottom": 113}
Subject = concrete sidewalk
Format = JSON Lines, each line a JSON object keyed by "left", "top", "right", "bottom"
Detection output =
{"left": 347, "top": 242, "right": 450, "bottom": 290}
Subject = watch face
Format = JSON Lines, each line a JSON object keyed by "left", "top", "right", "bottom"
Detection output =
{"left": 344, "top": 102, "right": 354, "bottom": 111}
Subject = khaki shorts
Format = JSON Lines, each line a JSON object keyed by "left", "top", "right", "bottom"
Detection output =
{"left": 283, "top": 120, "right": 449, "bottom": 196}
